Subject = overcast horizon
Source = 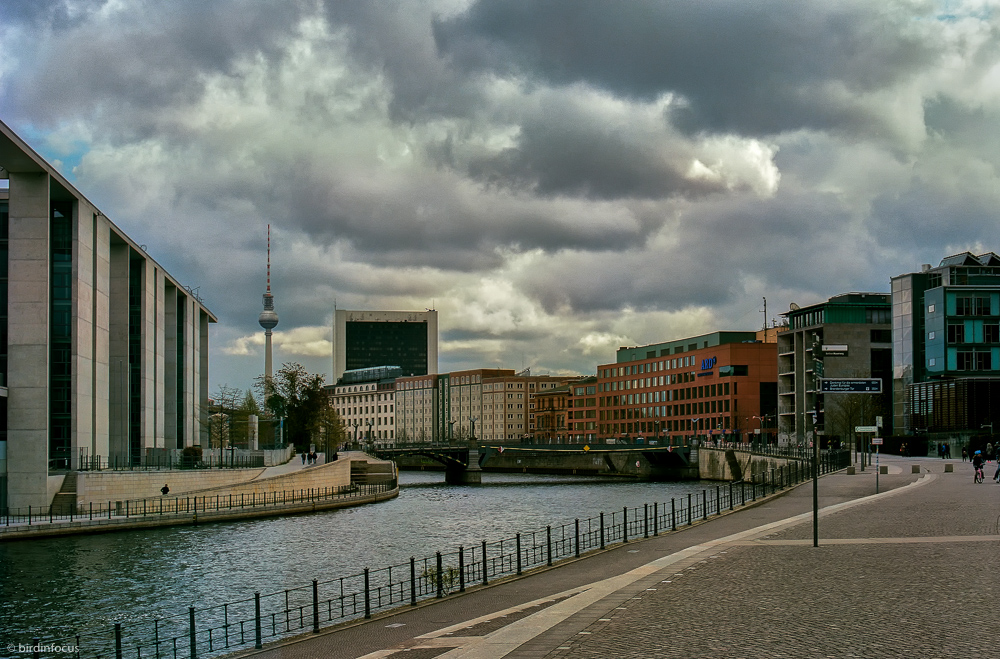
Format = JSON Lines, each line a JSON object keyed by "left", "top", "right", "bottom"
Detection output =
{"left": 2, "top": 0, "right": 999, "bottom": 394}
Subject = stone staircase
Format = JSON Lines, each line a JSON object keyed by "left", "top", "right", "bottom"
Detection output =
{"left": 50, "top": 472, "right": 78, "bottom": 515}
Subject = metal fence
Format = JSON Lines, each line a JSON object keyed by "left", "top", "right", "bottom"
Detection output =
{"left": 1, "top": 481, "right": 395, "bottom": 528}
{"left": 30, "top": 450, "right": 849, "bottom": 659}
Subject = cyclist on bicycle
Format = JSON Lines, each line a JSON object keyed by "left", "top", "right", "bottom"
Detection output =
{"left": 973, "top": 451, "right": 985, "bottom": 483}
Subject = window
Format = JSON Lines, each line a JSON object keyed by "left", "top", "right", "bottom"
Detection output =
{"left": 986, "top": 324, "right": 1000, "bottom": 343}
{"left": 928, "top": 331, "right": 936, "bottom": 340}
{"left": 948, "top": 324, "right": 965, "bottom": 343}
{"left": 928, "top": 304, "right": 935, "bottom": 314}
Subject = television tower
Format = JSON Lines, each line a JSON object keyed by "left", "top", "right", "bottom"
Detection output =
{"left": 258, "top": 225, "right": 279, "bottom": 379}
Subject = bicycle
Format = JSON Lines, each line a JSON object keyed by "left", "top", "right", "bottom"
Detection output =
{"left": 975, "top": 465, "right": 985, "bottom": 484}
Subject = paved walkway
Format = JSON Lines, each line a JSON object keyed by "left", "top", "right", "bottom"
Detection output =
{"left": 231, "top": 455, "right": 998, "bottom": 659}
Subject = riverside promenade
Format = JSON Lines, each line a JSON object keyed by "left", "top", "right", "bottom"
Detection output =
{"left": 234, "top": 454, "right": 996, "bottom": 659}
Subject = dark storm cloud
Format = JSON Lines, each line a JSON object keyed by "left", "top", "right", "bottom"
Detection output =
{"left": 433, "top": 0, "right": 938, "bottom": 137}
{"left": 6, "top": 0, "right": 305, "bottom": 132}
{"left": 1, "top": 0, "right": 110, "bottom": 30}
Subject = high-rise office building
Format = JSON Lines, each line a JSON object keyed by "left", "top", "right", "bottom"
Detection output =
{"left": 331, "top": 309, "right": 438, "bottom": 384}
{"left": 892, "top": 252, "right": 1000, "bottom": 440}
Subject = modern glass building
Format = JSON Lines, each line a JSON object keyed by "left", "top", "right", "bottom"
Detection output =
{"left": 0, "top": 119, "right": 216, "bottom": 510}
{"left": 892, "top": 252, "right": 1000, "bottom": 439}
{"left": 332, "top": 309, "right": 438, "bottom": 384}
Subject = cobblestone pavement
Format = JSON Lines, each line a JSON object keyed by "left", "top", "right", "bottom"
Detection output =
{"left": 237, "top": 456, "right": 997, "bottom": 659}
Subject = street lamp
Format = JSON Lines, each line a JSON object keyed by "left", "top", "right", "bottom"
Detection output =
{"left": 468, "top": 416, "right": 478, "bottom": 443}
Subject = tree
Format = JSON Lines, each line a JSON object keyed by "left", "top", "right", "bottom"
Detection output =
{"left": 255, "top": 362, "right": 345, "bottom": 452}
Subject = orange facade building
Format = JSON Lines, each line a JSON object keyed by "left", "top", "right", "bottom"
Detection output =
{"left": 596, "top": 331, "right": 778, "bottom": 445}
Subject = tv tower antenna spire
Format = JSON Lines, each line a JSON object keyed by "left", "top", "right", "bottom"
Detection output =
{"left": 258, "top": 224, "right": 279, "bottom": 378}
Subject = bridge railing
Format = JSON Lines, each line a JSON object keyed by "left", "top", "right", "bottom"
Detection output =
{"left": 40, "top": 451, "right": 848, "bottom": 659}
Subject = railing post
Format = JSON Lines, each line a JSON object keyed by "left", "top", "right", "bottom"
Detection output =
{"left": 436, "top": 552, "right": 444, "bottom": 597}
{"left": 189, "top": 607, "right": 197, "bottom": 659}
{"left": 599, "top": 513, "right": 605, "bottom": 549}
{"left": 575, "top": 519, "right": 580, "bottom": 556}
{"left": 622, "top": 507, "right": 628, "bottom": 543}
{"left": 32, "top": 637, "right": 40, "bottom": 659}
{"left": 410, "top": 557, "right": 417, "bottom": 605}
{"left": 644, "top": 503, "right": 649, "bottom": 538}
{"left": 671, "top": 498, "right": 676, "bottom": 531}
{"left": 546, "top": 526, "right": 552, "bottom": 566}
{"left": 312, "top": 579, "right": 319, "bottom": 633}
{"left": 459, "top": 546, "right": 466, "bottom": 592}
{"left": 702, "top": 490, "right": 708, "bottom": 520}
{"left": 482, "top": 540, "right": 488, "bottom": 585}
{"left": 254, "top": 591, "right": 263, "bottom": 648}
{"left": 688, "top": 493, "right": 693, "bottom": 525}
{"left": 653, "top": 502, "right": 658, "bottom": 536}
{"left": 516, "top": 533, "right": 522, "bottom": 574}
{"left": 364, "top": 568, "right": 371, "bottom": 618}
{"left": 729, "top": 482, "right": 734, "bottom": 511}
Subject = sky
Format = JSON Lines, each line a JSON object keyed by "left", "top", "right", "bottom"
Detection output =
{"left": 2, "top": 0, "right": 999, "bottom": 395}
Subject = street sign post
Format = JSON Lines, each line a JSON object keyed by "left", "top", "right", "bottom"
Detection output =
{"left": 871, "top": 438, "right": 883, "bottom": 492}
{"left": 820, "top": 378, "right": 882, "bottom": 393}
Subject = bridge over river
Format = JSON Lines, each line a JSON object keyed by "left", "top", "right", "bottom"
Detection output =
{"left": 373, "top": 442, "right": 695, "bottom": 483}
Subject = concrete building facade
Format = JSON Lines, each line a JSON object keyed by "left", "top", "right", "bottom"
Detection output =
{"left": 332, "top": 309, "right": 438, "bottom": 384}
{"left": 328, "top": 366, "right": 399, "bottom": 445}
{"left": 778, "top": 293, "right": 893, "bottom": 447}
{"left": 395, "top": 369, "right": 571, "bottom": 444}
{"left": 0, "top": 120, "right": 215, "bottom": 510}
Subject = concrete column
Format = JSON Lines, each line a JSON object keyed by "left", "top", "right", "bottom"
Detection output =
{"left": 72, "top": 203, "right": 96, "bottom": 469}
{"left": 163, "top": 284, "right": 178, "bottom": 449}
{"left": 7, "top": 172, "right": 50, "bottom": 508}
{"left": 153, "top": 267, "right": 165, "bottom": 448}
{"left": 198, "top": 309, "right": 209, "bottom": 448}
{"left": 92, "top": 217, "right": 111, "bottom": 461}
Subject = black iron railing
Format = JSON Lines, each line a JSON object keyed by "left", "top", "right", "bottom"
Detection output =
{"left": 30, "top": 452, "right": 850, "bottom": 659}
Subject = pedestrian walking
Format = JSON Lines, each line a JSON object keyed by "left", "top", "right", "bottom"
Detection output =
{"left": 962, "top": 446, "right": 968, "bottom": 461}
{"left": 161, "top": 484, "right": 170, "bottom": 496}
{"left": 945, "top": 443, "right": 951, "bottom": 459}
{"left": 301, "top": 451, "right": 307, "bottom": 464}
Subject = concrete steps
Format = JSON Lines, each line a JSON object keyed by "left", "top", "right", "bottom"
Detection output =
{"left": 51, "top": 472, "right": 78, "bottom": 515}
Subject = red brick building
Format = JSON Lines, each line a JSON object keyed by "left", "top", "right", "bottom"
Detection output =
{"left": 597, "top": 331, "right": 777, "bottom": 445}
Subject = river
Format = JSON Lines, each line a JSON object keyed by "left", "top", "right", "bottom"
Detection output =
{"left": 0, "top": 472, "right": 718, "bottom": 649}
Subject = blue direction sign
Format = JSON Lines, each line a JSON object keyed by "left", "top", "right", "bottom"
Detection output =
{"left": 820, "top": 378, "right": 882, "bottom": 393}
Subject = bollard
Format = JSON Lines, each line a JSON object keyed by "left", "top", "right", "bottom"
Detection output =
{"left": 515, "top": 534, "right": 523, "bottom": 574}
{"left": 945, "top": 463, "right": 954, "bottom": 473}
{"left": 364, "top": 568, "right": 371, "bottom": 618}
{"left": 546, "top": 527, "right": 552, "bottom": 566}
{"left": 410, "top": 557, "right": 417, "bottom": 605}
{"left": 459, "top": 546, "right": 466, "bottom": 592}
{"left": 312, "top": 580, "right": 320, "bottom": 633}
{"left": 189, "top": 607, "right": 197, "bottom": 659}
{"left": 482, "top": 540, "right": 489, "bottom": 585}
{"left": 912, "top": 464, "right": 920, "bottom": 474}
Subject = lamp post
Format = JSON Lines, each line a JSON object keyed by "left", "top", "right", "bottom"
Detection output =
{"left": 448, "top": 420, "right": 456, "bottom": 444}
{"left": 351, "top": 420, "right": 360, "bottom": 449}
{"left": 468, "top": 416, "right": 478, "bottom": 444}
